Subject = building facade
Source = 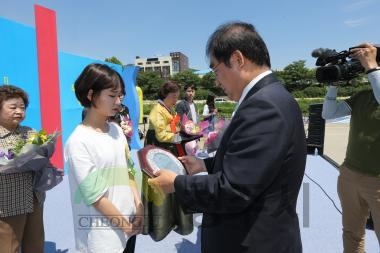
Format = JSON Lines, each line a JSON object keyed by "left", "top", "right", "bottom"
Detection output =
{"left": 134, "top": 52, "right": 189, "bottom": 79}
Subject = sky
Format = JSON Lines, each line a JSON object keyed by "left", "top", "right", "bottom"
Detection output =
{"left": 1, "top": 0, "right": 379, "bottom": 71}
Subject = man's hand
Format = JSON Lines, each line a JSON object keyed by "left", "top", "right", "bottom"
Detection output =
{"left": 350, "top": 43, "right": 378, "bottom": 71}
{"left": 178, "top": 155, "right": 207, "bottom": 175}
{"left": 148, "top": 169, "right": 177, "bottom": 193}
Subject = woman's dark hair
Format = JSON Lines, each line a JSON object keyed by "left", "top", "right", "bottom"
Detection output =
{"left": 0, "top": 85, "right": 29, "bottom": 108}
{"left": 206, "top": 21, "right": 271, "bottom": 68}
{"left": 158, "top": 81, "right": 180, "bottom": 100}
{"left": 74, "top": 63, "right": 125, "bottom": 108}
{"left": 205, "top": 94, "right": 216, "bottom": 110}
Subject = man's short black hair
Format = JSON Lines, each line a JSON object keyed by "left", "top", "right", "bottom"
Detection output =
{"left": 183, "top": 83, "right": 196, "bottom": 91}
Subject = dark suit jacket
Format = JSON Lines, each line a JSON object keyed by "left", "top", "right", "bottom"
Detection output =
{"left": 174, "top": 73, "right": 306, "bottom": 253}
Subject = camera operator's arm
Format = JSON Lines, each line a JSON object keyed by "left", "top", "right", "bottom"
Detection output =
{"left": 350, "top": 43, "right": 380, "bottom": 104}
{"left": 322, "top": 86, "right": 351, "bottom": 120}
{"left": 368, "top": 71, "right": 380, "bottom": 104}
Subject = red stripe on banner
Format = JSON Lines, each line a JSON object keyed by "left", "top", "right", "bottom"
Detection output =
{"left": 34, "top": 5, "right": 63, "bottom": 169}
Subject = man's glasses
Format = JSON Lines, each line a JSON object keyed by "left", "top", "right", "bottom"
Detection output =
{"left": 210, "top": 62, "right": 222, "bottom": 74}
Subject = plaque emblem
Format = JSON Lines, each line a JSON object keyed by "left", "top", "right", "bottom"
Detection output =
{"left": 138, "top": 145, "right": 186, "bottom": 177}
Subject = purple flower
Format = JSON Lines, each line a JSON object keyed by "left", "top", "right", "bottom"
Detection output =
{"left": 6, "top": 150, "right": 14, "bottom": 160}
{"left": 0, "top": 150, "right": 5, "bottom": 157}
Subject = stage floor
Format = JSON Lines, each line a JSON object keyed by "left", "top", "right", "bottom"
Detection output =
{"left": 43, "top": 155, "right": 379, "bottom": 252}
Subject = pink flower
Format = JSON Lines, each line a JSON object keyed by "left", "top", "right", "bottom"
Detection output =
{"left": 205, "top": 131, "right": 218, "bottom": 145}
{"left": 120, "top": 116, "right": 133, "bottom": 138}
{"left": 181, "top": 114, "right": 201, "bottom": 135}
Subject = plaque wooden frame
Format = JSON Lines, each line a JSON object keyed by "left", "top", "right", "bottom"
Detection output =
{"left": 137, "top": 145, "right": 187, "bottom": 178}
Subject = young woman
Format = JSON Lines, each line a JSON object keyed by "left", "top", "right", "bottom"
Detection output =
{"left": 64, "top": 63, "right": 143, "bottom": 253}
{"left": 202, "top": 94, "right": 217, "bottom": 121}
{"left": 202, "top": 94, "right": 218, "bottom": 131}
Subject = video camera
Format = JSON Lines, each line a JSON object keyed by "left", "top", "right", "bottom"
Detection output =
{"left": 312, "top": 45, "right": 380, "bottom": 83}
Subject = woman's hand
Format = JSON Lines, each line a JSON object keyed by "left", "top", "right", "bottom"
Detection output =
{"left": 131, "top": 202, "right": 144, "bottom": 235}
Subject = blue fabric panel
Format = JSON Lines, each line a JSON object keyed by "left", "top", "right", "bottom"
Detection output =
{"left": 0, "top": 17, "right": 41, "bottom": 129}
{"left": 122, "top": 66, "right": 142, "bottom": 149}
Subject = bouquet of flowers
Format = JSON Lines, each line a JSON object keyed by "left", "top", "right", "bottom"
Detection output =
{"left": 180, "top": 114, "right": 202, "bottom": 136}
{"left": 195, "top": 117, "right": 230, "bottom": 158}
{"left": 0, "top": 130, "right": 63, "bottom": 192}
{"left": 205, "top": 117, "right": 229, "bottom": 152}
{"left": 116, "top": 105, "right": 133, "bottom": 139}
{"left": 120, "top": 115, "right": 133, "bottom": 139}
{"left": 181, "top": 114, "right": 208, "bottom": 136}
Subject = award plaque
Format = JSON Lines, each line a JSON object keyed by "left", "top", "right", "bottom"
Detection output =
{"left": 138, "top": 145, "right": 187, "bottom": 178}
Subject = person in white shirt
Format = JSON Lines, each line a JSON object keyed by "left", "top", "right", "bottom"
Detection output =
{"left": 202, "top": 94, "right": 217, "bottom": 120}
{"left": 176, "top": 83, "right": 199, "bottom": 155}
{"left": 64, "top": 63, "right": 143, "bottom": 253}
{"left": 176, "top": 83, "right": 198, "bottom": 123}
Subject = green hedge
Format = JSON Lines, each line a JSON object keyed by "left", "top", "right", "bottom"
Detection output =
{"left": 142, "top": 101, "right": 236, "bottom": 118}
{"left": 296, "top": 98, "right": 324, "bottom": 115}
{"left": 142, "top": 98, "right": 334, "bottom": 117}
{"left": 292, "top": 84, "right": 371, "bottom": 98}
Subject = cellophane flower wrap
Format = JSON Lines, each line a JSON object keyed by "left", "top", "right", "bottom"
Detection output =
{"left": 117, "top": 106, "right": 133, "bottom": 139}
{"left": 120, "top": 115, "right": 133, "bottom": 139}
{"left": 180, "top": 114, "right": 201, "bottom": 136}
{"left": 0, "top": 130, "right": 63, "bottom": 191}
{"left": 196, "top": 117, "right": 230, "bottom": 157}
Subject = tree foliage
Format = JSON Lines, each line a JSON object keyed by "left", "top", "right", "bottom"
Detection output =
{"left": 105, "top": 56, "right": 123, "bottom": 66}
{"left": 170, "top": 70, "right": 201, "bottom": 87}
{"left": 131, "top": 58, "right": 370, "bottom": 101}
{"left": 136, "top": 71, "right": 164, "bottom": 99}
{"left": 199, "top": 72, "right": 224, "bottom": 96}
{"left": 276, "top": 60, "right": 315, "bottom": 92}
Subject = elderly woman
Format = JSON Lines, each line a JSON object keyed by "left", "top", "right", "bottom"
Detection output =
{"left": 143, "top": 81, "right": 193, "bottom": 241}
{"left": 145, "top": 81, "right": 183, "bottom": 153}
{"left": 0, "top": 85, "right": 45, "bottom": 253}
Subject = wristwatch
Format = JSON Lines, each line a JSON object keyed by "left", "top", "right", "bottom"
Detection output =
{"left": 365, "top": 67, "right": 380, "bottom": 74}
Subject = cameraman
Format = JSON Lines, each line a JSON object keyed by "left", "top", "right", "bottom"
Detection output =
{"left": 322, "top": 43, "right": 380, "bottom": 252}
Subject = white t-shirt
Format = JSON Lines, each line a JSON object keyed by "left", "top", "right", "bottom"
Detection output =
{"left": 189, "top": 102, "right": 197, "bottom": 123}
{"left": 202, "top": 104, "right": 209, "bottom": 116}
{"left": 64, "top": 122, "right": 136, "bottom": 253}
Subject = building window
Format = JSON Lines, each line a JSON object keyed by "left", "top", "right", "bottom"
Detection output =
{"left": 172, "top": 60, "right": 180, "bottom": 72}
{"left": 162, "top": 66, "right": 170, "bottom": 79}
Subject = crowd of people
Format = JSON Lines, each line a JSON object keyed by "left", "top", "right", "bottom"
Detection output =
{"left": 0, "top": 21, "right": 379, "bottom": 253}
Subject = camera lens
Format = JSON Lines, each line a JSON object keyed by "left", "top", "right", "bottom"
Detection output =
{"left": 316, "top": 65, "right": 341, "bottom": 83}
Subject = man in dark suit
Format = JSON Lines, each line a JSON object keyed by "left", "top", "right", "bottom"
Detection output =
{"left": 148, "top": 21, "right": 306, "bottom": 253}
